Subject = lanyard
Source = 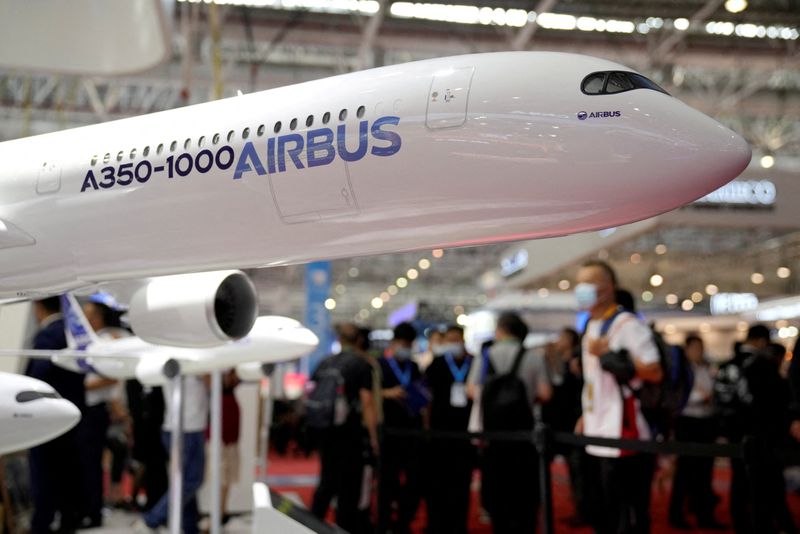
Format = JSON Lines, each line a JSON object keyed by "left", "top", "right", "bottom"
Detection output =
{"left": 388, "top": 358, "right": 412, "bottom": 387}
{"left": 444, "top": 353, "right": 471, "bottom": 383}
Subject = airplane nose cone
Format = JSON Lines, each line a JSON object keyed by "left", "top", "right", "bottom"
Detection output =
{"left": 296, "top": 328, "right": 320, "bottom": 353}
{"left": 46, "top": 398, "right": 82, "bottom": 431}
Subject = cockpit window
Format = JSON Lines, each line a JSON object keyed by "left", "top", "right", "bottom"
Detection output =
{"left": 16, "top": 390, "right": 61, "bottom": 403}
{"left": 581, "top": 71, "right": 670, "bottom": 96}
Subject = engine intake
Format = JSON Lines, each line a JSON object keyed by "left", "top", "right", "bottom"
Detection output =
{"left": 128, "top": 270, "right": 258, "bottom": 348}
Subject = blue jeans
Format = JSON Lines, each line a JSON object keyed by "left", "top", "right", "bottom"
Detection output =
{"left": 144, "top": 430, "right": 205, "bottom": 534}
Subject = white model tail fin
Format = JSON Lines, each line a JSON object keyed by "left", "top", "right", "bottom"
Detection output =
{"left": 60, "top": 294, "right": 100, "bottom": 350}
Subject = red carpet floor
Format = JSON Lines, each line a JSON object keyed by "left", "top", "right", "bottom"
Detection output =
{"left": 266, "top": 451, "right": 800, "bottom": 533}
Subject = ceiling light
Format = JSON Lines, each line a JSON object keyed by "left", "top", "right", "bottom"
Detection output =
{"left": 691, "top": 292, "right": 704, "bottom": 303}
{"left": 655, "top": 244, "right": 668, "bottom": 255}
{"left": 477, "top": 294, "right": 488, "bottom": 305}
{"left": 650, "top": 274, "right": 664, "bottom": 287}
{"left": 538, "top": 288, "right": 550, "bottom": 298}
{"left": 760, "top": 154, "right": 775, "bottom": 169}
{"left": 359, "top": 309, "right": 370, "bottom": 319}
{"left": 454, "top": 305, "right": 465, "bottom": 315}
{"left": 371, "top": 297, "right": 384, "bottom": 309}
{"left": 558, "top": 279, "right": 571, "bottom": 290}
{"left": 777, "top": 266, "right": 791, "bottom": 279}
{"left": 642, "top": 291, "right": 654, "bottom": 302}
{"left": 324, "top": 298, "right": 336, "bottom": 310}
{"left": 348, "top": 267, "right": 359, "bottom": 278}
{"left": 335, "top": 284, "right": 346, "bottom": 295}
{"left": 705, "top": 284, "right": 719, "bottom": 296}
{"left": 630, "top": 253, "right": 642, "bottom": 264}
{"left": 407, "top": 268, "right": 419, "bottom": 280}
{"left": 674, "top": 18, "right": 690, "bottom": 31}
{"left": 666, "top": 293, "right": 679, "bottom": 305}
{"left": 725, "top": 0, "right": 748, "bottom": 13}
{"left": 387, "top": 285, "right": 398, "bottom": 296}
{"left": 396, "top": 277, "right": 408, "bottom": 288}
{"left": 419, "top": 258, "right": 431, "bottom": 270}
{"left": 432, "top": 249, "right": 444, "bottom": 258}
{"left": 700, "top": 323, "right": 711, "bottom": 333}
{"left": 456, "top": 314, "right": 469, "bottom": 326}
{"left": 681, "top": 299, "right": 694, "bottom": 311}
{"left": 665, "top": 324, "right": 677, "bottom": 335}
{"left": 751, "top": 272, "right": 765, "bottom": 284}
{"left": 380, "top": 292, "right": 391, "bottom": 302}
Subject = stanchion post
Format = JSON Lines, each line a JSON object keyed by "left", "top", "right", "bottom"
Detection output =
{"left": 375, "top": 424, "right": 384, "bottom": 534}
{"left": 534, "top": 422, "right": 554, "bottom": 534}
{"left": 210, "top": 370, "right": 223, "bottom": 534}
{"left": 168, "top": 374, "right": 185, "bottom": 534}
{"left": 742, "top": 435, "right": 766, "bottom": 532}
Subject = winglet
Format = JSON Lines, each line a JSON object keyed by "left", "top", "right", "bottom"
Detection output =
{"left": 60, "top": 294, "right": 99, "bottom": 350}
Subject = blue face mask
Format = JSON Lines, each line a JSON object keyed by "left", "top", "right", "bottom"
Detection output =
{"left": 574, "top": 283, "right": 598, "bottom": 310}
{"left": 394, "top": 347, "right": 412, "bottom": 360}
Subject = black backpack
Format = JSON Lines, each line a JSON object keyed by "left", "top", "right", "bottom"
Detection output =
{"left": 713, "top": 351, "right": 756, "bottom": 438}
{"left": 639, "top": 330, "right": 694, "bottom": 437}
{"left": 481, "top": 345, "right": 534, "bottom": 432}
{"left": 305, "top": 353, "right": 354, "bottom": 429}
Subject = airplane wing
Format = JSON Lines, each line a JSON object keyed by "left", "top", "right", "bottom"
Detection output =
{"left": 0, "top": 348, "right": 95, "bottom": 359}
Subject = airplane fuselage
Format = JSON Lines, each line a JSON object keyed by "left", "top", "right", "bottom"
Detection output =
{"left": 0, "top": 52, "right": 751, "bottom": 297}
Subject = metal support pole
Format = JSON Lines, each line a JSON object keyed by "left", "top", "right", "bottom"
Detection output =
{"left": 257, "top": 365, "right": 275, "bottom": 482}
{"left": 534, "top": 422, "right": 554, "bottom": 534}
{"left": 168, "top": 375, "right": 185, "bottom": 534}
{"left": 210, "top": 370, "right": 223, "bottom": 534}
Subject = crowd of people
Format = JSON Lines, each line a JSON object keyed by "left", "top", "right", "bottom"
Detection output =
{"left": 23, "top": 296, "right": 242, "bottom": 534}
{"left": 307, "top": 260, "right": 800, "bottom": 534}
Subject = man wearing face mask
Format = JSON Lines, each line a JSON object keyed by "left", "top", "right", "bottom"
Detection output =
{"left": 574, "top": 260, "right": 662, "bottom": 534}
{"left": 378, "top": 322, "right": 424, "bottom": 534}
{"left": 467, "top": 312, "right": 552, "bottom": 534}
{"left": 423, "top": 325, "right": 476, "bottom": 534}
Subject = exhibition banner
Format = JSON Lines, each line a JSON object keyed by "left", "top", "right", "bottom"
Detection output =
{"left": 303, "top": 261, "right": 333, "bottom": 376}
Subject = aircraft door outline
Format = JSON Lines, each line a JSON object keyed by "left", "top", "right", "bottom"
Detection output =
{"left": 425, "top": 66, "right": 475, "bottom": 129}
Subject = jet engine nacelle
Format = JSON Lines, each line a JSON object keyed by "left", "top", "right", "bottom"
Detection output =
{"left": 135, "top": 357, "right": 181, "bottom": 386}
{"left": 128, "top": 270, "right": 258, "bottom": 348}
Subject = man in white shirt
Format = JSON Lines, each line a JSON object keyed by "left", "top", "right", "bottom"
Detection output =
{"left": 574, "top": 260, "right": 662, "bottom": 534}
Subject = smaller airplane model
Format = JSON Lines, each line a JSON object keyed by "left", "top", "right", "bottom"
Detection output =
{"left": 0, "top": 295, "right": 318, "bottom": 386}
{"left": 0, "top": 371, "right": 81, "bottom": 454}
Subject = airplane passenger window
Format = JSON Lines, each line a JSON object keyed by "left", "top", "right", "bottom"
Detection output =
{"left": 170, "top": 141, "right": 178, "bottom": 152}
{"left": 290, "top": 118, "right": 298, "bottom": 131}
{"left": 243, "top": 128, "right": 250, "bottom": 139}
{"left": 103, "top": 153, "right": 111, "bottom": 164}
{"left": 184, "top": 138, "right": 191, "bottom": 150}
{"left": 257, "top": 124, "right": 265, "bottom": 136}
{"left": 212, "top": 133, "right": 220, "bottom": 145}
{"left": 357, "top": 105, "right": 365, "bottom": 118}
{"left": 322, "top": 112, "right": 330, "bottom": 124}
{"left": 130, "top": 148, "right": 137, "bottom": 160}
{"left": 116, "top": 151, "right": 124, "bottom": 162}
{"left": 339, "top": 109, "right": 347, "bottom": 121}
{"left": 605, "top": 72, "right": 635, "bottom": 94}
{"left": 227, "top": 130, "right": 234, "bottom": 142}
{"left": 274, "top": 121, "right": 282, "bottom": 134}
{"left": 143, "top": 146, "right": 150, "bottom": 157}
{"left": 157, "top": 144, "right": 164, "bottom": 155}
{"left": 91, "top": 155, "right": 98, "bottom": 166}
{"left": 582, "top": 73, "right": 606, "bottom": 95}
{"left": 199, "top": 136, "right": 206, "bottom": 147}
{"left": 306, "top": 115, "right": 313, "bottom": 127}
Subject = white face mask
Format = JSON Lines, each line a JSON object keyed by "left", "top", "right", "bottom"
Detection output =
{"left": 394, "top": 347, "right": 412, "bottom": 360}
{"left": 430, "top": 344, "right": 446, "bottom": 356}
{"left": 441, "top": 343, "right": 465, "bottom": 357}
{"left": 574, "top": 282, "right": 598, "bottom": 310}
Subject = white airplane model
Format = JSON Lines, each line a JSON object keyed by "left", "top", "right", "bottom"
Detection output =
{"left": 0, "top": 52, "right": 749, "bottom": 301}
{"left": 0, "top": 295, "right": 319, "bottom": 386}
{"left": 0, "top": 371, "right": 81, "bottom": 454}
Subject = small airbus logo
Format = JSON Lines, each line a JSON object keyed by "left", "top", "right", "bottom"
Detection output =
{"left": 578, "top": 110, "right": 622, "bottom": 120}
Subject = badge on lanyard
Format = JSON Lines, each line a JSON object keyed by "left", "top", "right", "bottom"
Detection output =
{"left": 388, "top": 358, "right": 412, "bottom": 388}
{"left": 445, "top": 353, "right": 470, "bottom": 408}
